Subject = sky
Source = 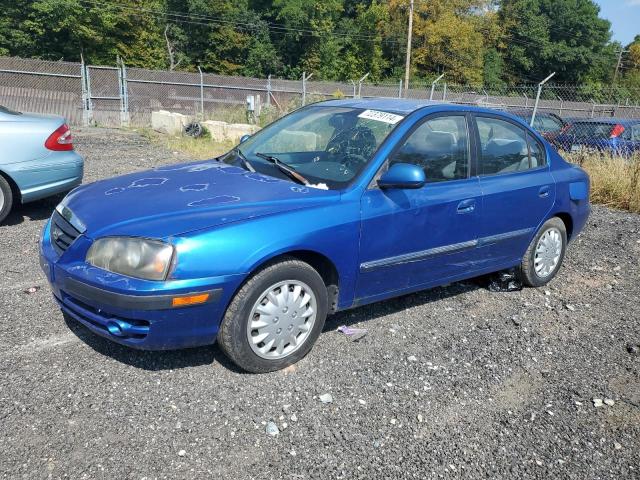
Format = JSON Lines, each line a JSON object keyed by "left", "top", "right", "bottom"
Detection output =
{"left": 595, "top": 0, "right": 638, "bottom": 45}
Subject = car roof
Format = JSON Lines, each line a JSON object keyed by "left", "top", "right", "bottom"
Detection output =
{"left": 318, "top": 98, "right": 448, "bottom": 114}
{"left": 315, "top": 98, "right": 541, "bottom": 128}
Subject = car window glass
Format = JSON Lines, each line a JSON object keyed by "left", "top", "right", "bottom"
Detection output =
{"left": 389, "top": 115, "right": 469, "bottom": 183}
{"left": 539, "top": 116, "right": 562, "bottom": 132}
{"left": 477, "top": 117, "right": 531, "bottom": 175}
{"left": 632, "top": 125, "right": 640, "bottom": 141}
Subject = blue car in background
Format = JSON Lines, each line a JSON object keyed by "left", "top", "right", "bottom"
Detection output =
{"left": 40, "top": 99, "right": 590, "bottom": 372}
{"left": 0, "top": 105, "right": 84, "bottom": 223}
{"left": 552, "top": 118, "right": 640, "bottom": 155}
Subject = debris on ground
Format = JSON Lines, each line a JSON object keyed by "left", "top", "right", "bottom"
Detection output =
{"left": 23, "top": 286, "right": 40, "bottom": 294}
{"left": 593, "top": 398, "right": 604, "bottom": 407}
{"left": 486, "top": 269, "right": 523, "bottom": 292}
{"left": 626, "top": 344, "right": 639, "bottom": 356}
{"left": 604, "top": 399, "right": 615, "bottom": 406}
{"left": 265, "top": 422, "right": 279, "bottom": 436}
{"left": 337, "top": 325, "right": 368, "bottom": 342}
{"left": 177, "top": 450, "right": 186, "bottom": 457}
{"left": 319, "top": 393, "right": 333, "bottom": 404}
{"left": 183, "top": 122, "right": 204, "bottom": 137}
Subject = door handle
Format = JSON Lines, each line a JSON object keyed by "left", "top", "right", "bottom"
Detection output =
{"left": 539, "top": 186, "right": 551, "bottom": 198}
{"left": 457, "top": 199, "right": 476, "bottom": 214}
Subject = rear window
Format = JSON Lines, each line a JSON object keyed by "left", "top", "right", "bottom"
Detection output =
{"left": 0, "top": 105, "right": 21, "bottom": 115}
{"left": 566, "top": 122, "right": 613, "bottom": 139}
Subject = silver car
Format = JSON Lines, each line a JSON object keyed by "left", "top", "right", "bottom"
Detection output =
{"left": 0, "top": 106, "right": 83, "bottom": 223}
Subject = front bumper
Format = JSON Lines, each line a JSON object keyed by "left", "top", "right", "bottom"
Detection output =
{"left": 40, "top": 218, "right": 244, "bottom": 350}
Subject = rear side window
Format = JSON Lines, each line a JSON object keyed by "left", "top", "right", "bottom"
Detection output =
{"left": 389, "top": 115, "right": 469, "bottom": 183}
{"left": 476, "top": 116, "right": 541, "bottom": 175}
{"left": 566, "top": 122, "right": 613, "bottom": 139}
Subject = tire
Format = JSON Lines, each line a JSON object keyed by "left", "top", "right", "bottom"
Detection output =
{"left": 519, "top": 217, "right": 567, "bottom": 287}
{"left": 218, "top": 258, "right": 328, "bottom": 373}
{"left": 0, "top": 175, "right": 13, "bottom": 224}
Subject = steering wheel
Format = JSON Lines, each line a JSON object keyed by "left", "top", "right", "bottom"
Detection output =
{"left": 338, "top": 153, "right": 368, "bottom": 176}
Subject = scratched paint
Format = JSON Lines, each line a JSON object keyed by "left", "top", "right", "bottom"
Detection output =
{"left": 187, "top": 195, "right": 241, "bottom": 207}
{"left": 179, "top": 183, "right": 210, "bottom": 192}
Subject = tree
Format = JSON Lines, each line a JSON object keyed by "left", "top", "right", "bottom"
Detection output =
{"left": 498, "top": 0, "right": 612, "bottom": 83}
{"left": 390, "top": 0, "right": 500, "bottom": 85}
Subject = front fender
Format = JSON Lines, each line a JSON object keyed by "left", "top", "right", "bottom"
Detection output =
{"left": 172, "top": 198, "right": 361, "bottom": 309}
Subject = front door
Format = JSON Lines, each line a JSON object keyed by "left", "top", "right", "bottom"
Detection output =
{"left": 356, "top": 113, "right": 483, "bottom": 302}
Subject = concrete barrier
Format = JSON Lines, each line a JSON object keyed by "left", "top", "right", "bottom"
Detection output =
{"left": 226, "top": 123, "right": 261, "bottom": 143}
{"left": 151, "top": 110, "right": 191, "bottom": 135}
{"left": 202, "top": 120, "right": 228, "bottom": 142}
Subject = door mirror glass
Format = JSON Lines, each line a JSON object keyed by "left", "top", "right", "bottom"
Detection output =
{"left": 378, "top": 163, "right": 426, "bottom": 189}
{"left": 239, "top": 134, "right": 251, "bottom": 144}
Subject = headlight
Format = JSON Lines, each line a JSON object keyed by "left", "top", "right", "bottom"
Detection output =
{"left": 86, "top": 237, "right": 174, "bottom": 281}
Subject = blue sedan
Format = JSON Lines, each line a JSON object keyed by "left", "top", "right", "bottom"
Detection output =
{"left": 40, "top": 99, "right": 590, "bottom": 372}
{"left": 552, "top": 118, "right": 640, "bottom": 155}
{"left": 0, "top": 106, "right": 84, "bottom": 223}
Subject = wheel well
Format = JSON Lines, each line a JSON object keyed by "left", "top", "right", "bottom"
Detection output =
{"left": 554, "top": 212, "right": 574, "bottom": 240}
{"left": 259, "top": 250, "right": 340, "bottom": 314}
{"left": 0, "top": 169, "right": 21, "bottom": 204}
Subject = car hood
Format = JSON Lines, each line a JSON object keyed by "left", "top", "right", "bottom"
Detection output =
{"left": 62, "top": 160, "right": 339, "bottom": 239}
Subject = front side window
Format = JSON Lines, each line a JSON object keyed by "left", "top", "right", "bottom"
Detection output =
{"left": 477, "top": 116, "right": 536, "bottom": 175}
{"left": 225, "top": 106, "right": 403, "bottom": 189}
{"left": 388, "top": 115, "right": 469, "bottom": 183}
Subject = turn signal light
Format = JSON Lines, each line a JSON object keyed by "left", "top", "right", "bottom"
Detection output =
{"left": 172, "top": 293, "right": 210, "bottom": 307}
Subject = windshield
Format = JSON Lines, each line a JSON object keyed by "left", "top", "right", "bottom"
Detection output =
{"left": 220, "top": 105, "right": 404, "bottom": 189}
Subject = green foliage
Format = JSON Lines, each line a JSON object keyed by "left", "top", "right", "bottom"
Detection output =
{"left": 0, "top": 0, "right": 631, "bottom": 88}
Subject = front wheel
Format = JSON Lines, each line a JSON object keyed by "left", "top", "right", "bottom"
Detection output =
{"left": 218, "top": 258, "right": 328, "bottom": 373}
{"left": 519, "top": 217, "right": 567, "bottom": 287}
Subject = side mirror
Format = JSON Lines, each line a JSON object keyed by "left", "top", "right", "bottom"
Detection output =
{"left": 377, "top": 163, "right": 426, "bottom": 190}
{"left": 239, "top": 134, "right": 251, "bottom": 144}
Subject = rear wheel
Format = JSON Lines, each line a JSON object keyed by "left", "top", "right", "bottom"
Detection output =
{"left": 0, "top": 175, "right": 13, "bottom": 224}
{"left": 519, "top": 217, "right": 567, "bottom": 287}
{"left": 218, "top": 258, "right": 328, "bottom": 373}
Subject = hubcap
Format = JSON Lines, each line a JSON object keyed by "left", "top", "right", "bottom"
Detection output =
{"left": 534, "top": 227, "right": 562, "bottom": 278}
{"left": 247, "top": 280, "right": 317, "bottom": 360}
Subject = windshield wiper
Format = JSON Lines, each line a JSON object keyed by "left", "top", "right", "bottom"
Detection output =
{"left": 235, "top": 148, "right": 255, "bottom": 172}
{"left": 255, "top": 152, "right": 310, "bottom": 186}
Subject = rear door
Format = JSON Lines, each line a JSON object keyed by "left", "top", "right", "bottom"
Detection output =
{"left": 472, "top": 114, "right": 555, "bottom": 266}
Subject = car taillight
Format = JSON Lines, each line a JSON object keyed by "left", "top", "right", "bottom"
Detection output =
{"left": 610, "top": 124, "right": 625, "bottom": 138}
{"left": 45, "top": 124, "right": 73, "bottom": 151}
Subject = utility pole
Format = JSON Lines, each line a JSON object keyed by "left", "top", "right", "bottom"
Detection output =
{"left": 614, "top": 47, "right": 627, "bottom": 83}
{"left": 403, "top": 0, "right": 414, "bottom": 97}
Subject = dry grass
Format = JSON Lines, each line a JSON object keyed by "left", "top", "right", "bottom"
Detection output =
{"left": 564, "top": 152, "right": 640, "bottom": 214}
{"left": 137, "top": 128, "right": 234, "bottom": 160}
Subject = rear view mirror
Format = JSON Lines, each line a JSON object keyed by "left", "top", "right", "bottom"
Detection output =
{"left": 239, "top": 134, "right": 251, "bottom": 144}
{"left": 377, "top": 163, "right": 426, "bottom": 189}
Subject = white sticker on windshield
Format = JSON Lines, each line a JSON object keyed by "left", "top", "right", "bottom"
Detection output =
{"left": 357, "top": 109, "right": 404, "bottom": 125}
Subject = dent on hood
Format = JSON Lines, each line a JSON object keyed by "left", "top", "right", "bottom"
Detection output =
{"left": 98, "top": 160, "right": 326, "bottom": 210}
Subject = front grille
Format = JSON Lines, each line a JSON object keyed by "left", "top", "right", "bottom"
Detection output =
{"left": 50, "top": 210, "right": 81, "bottom": 255}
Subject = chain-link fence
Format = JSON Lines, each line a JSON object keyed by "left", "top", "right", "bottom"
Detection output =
{"left": 1, "top": 56, "right": 639, "bottom": 154}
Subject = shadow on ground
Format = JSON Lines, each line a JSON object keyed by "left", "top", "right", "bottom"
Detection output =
{"left": 64, "top": 279, "right": 487, "bottom": 373}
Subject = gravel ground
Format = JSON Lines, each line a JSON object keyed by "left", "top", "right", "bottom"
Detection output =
{"left": 1, "top": 128, "right": 639, "bottom": 479}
